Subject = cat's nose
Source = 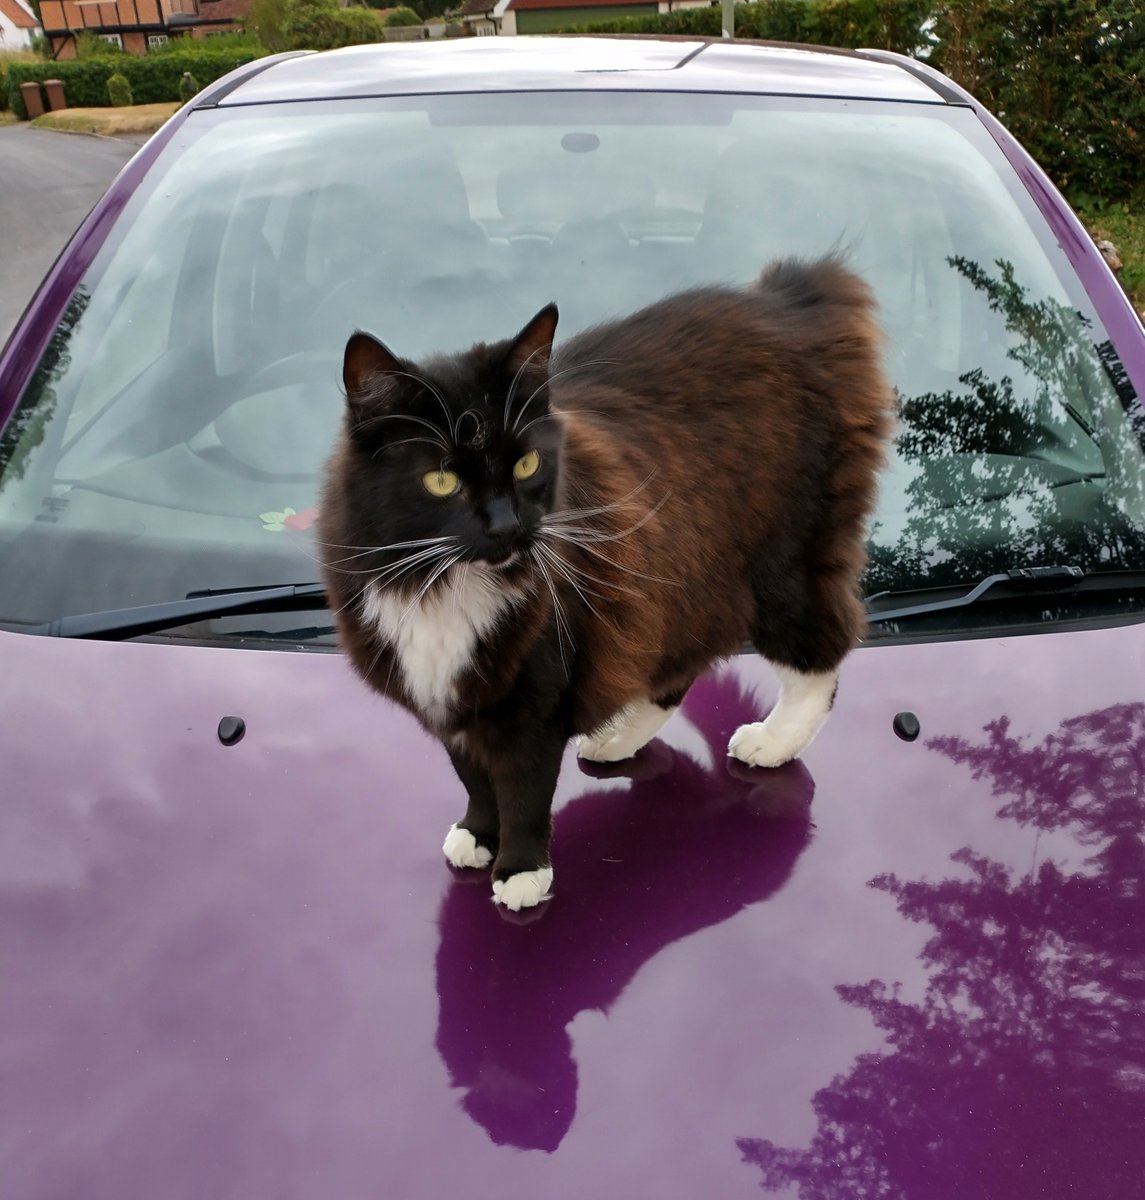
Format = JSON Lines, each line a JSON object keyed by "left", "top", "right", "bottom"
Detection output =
{"left": 484, "top": 495, "right": 521, "bottom": 544}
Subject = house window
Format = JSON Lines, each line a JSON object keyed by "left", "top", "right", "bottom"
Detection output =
{"left": 476, "top": 22, "right": 496, "bottom": 34}
{"left": 99, "top": 33, "right": 124, "bottom": 48}
{"left": 148, "top": 34, "right": 169, "bottom": 47}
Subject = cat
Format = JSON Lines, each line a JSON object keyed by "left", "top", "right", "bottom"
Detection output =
{"left": 317, "top": 256, "right": 893, "bottom": 911}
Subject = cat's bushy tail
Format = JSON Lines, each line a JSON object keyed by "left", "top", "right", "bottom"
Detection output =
{"left": 755, "top": 254, "right": 878, "bottom": 318}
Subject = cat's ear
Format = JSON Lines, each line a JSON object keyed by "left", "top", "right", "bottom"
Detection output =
{"left": 505, "top": 304, "right": 559, "bottom": 376}
{"left": 343, "top": 331, "right": 402, "bottom": 414}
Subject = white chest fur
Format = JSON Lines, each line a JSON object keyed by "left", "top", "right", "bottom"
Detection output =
{"left": 361, "top": 568, "right": 515, "bottom": 724}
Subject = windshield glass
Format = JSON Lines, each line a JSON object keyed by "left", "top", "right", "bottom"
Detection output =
{"left": 1, "top": 91, "right": 1143, "bottom": 641}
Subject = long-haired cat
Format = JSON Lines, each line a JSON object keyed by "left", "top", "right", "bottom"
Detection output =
{"left": 318, "top": 257, "right": 893, "bottom": 910}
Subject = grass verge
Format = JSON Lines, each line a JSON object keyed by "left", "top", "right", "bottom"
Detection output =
{"left": 30, "top": 103, "right": 180, "bottom": 138}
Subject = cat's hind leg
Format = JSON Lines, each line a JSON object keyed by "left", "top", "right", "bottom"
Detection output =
{"left": 577, "top": 687, "right": 688, "bottom": 763}
{"left": 731, "top": 558, "right": 865, "bottom": 768}
{"left": 728, "top": 663, "right": 839, "bottom": 769}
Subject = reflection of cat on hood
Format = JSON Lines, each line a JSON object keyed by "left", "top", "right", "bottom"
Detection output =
{"left": 434, "top": 672, "right": 815, "bottom": 1152}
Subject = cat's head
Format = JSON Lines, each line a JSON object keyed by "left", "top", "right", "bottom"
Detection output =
{"left": 323, "top": 305, "right": 562, "bottom": 590}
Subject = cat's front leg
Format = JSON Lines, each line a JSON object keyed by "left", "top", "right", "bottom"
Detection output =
{"left": 442, "top": 742, "right": 499, "bottom": 871}
{"left": 486, "top": 725, "right": 566, "bottom": 911}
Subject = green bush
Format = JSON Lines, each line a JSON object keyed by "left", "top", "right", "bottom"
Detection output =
{"left": 5, "top": 47, "right": 265, "bottom": 118}
{"left": 284, "top": 0, "right": 384, "bottom": 48}
{"left": 383, "top": 5, "right": 422, "bottom": 26}
{"left": 106, "top": 72, "right": 133, "bottom": 107}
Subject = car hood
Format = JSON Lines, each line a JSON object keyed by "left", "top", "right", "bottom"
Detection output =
{"left": 3, "top": 623, "right": 1143, "bottom": 1198}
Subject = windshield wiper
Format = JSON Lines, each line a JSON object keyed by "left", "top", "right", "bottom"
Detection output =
{"left": 26, "top": 565, "right": 1145, "bottom": 640}
{"left": 866, "top": 566, "right": 1145, "bottom": 624}
{"left": 31, "top": 582, "right": 327, "bottom": 640}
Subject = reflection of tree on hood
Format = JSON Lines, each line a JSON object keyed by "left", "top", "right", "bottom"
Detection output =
{"left": 866, "top": 257, "right": 1145, "bottom": 596}
{"left": 738, "top": 703, "right": 1145, "bottom": 1199}
{"left": 434, "top": 672, "right": 814, "bottom": 1153}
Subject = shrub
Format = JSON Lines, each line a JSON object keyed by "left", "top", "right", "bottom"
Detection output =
{"left": 284, "top": 0, "right": 384, "bottom": 48}
{"left": 178, "top": 70, "right": 200, "bottom": 103}
{"left": 383, "top": 5, "right": 422, "bottom": 26}
{"left": 106, "top": 72, "right": 133, "bottom": 107}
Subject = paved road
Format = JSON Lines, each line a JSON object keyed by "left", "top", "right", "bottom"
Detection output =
{"left": 0, "top": 126, "right": 144, "bottom": 348}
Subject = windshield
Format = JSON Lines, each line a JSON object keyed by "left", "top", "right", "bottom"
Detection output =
{"left": 1, "top": 91, "right": 1143, "bottom": 642}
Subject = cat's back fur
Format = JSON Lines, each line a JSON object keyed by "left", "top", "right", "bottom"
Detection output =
{"left": 544, "top": 257, "right": 891, "bottom": 733}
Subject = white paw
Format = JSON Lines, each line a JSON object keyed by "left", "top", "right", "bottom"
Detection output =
{"left": 442, "top": 823, "right": 493, "bottom": 870}
{"left": 728, "top": 721, "right": 799, "bottom": 769}
{"left": 492, "top": 868, "right": 554, "bottom": 911}
{"left": 577, "top": 729, "right": 642, "bottom": 763}
{"left": 577, "top": 700, "right": 678, "bottom": 763}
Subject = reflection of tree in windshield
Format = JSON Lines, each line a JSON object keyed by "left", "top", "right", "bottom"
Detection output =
{"left": 737, "top": 703, "right": 1145, "bottom": 1199}
{"left": 0, "top": 288, "right": 89, "bottom": 491}
{"left": 866, "top": 258, "right": 1145, "bottom": 595}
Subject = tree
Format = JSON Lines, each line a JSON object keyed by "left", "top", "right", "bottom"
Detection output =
{"left": 246, "top": 0, "right": 292, "bottom": 52}
{"left": 382, "top": 5, "right": 421, "bottom": 25}
{"left": 282, "top": 0, "right": 383, "bottom": 49}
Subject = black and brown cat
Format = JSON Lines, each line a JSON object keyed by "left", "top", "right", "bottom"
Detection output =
{"left": 318, "top": 257, "right": 893, "bottom": 910}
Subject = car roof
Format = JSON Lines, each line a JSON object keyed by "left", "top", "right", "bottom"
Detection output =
{"left": 211, "top": 36, "right": 948, "bottom": 108}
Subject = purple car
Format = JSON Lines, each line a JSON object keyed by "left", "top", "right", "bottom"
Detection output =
{"left": 2, "top": 35, "right": 1143, "bottom": 1198}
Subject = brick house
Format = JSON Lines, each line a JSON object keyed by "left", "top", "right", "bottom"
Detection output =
{"left": 38, "top": 0, "right": 249, "bottom": 57}
{"left": 0, "top": 0, "right": 41, "bottom": 49}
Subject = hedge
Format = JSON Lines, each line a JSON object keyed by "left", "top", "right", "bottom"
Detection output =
{"left": 5, "top": 48, "right": 265, "bottom": 119}
{"left": 564, "top": 0, "right": 932, "bottom": 48}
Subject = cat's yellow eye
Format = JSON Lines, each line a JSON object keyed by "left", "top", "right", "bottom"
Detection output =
{"left": 513, "top": 450, "right": 541, "bottom": 481}
{"left": 422, "top": 469, "right": 461, "bottom": 498}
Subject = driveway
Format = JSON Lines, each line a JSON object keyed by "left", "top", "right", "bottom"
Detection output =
{"left": 0, "top": 125, "right": 143, "bottom": 348}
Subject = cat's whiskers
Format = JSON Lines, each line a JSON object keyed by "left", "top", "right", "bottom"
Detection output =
{"left": 541, "top": 472, "right": 660, "bottom": 527}
{"left": 375, "top": 370, "right": 457, "bottom": 443}
{"left": 318, "top": 535, "right": 456, "bottom": 567}
{"left": 392, "top": 550, "right": 464, "bottom": 632}
{"left": 327, "top": 542, "right": 457, "bottom": 580}
{"left": 514, "top": 408, "right": 607, "bottom": 439}
{"left": 533, "top": 540, "right": 618, "bottom": 625}
{"left": 354, "top": 411, "right": 451, "bottom": 453}
{"left": 510, "top": 360, "right": 619, "bottom": 433}
{"left": 528, "top": 546, "right": 573, "bottom": 679}
{"left": 503, "top": 344, "right": 550, "bottom": 430}
{"left": 539, "top": 492, "right": 677, "bottom": 587}
{"left": 373, "top": 545, "right": 460, "bottom": 589}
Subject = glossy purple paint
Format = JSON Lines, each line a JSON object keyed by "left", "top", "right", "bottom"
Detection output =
{"left": 3, "top": 37, "right": 1145, "bottom": 1199}
{"left": 2, "top": 624, "right": 1143, "bottom": 1197}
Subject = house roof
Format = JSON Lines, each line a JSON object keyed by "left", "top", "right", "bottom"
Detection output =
{"left": 197, "top": 0, "right": 251, "bottom": 21}
{"left": 0, "top": 0, "right": 38, "bottom": 29}
{"left": 458, "top": 0, "right": 496, "bottom": 15}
